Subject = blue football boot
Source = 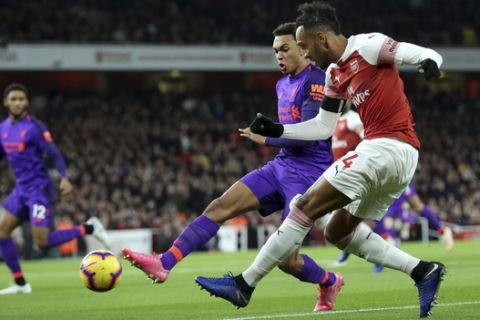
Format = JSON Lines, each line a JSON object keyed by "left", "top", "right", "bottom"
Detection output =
{"left": 195, "top": 272, "right": 252, "bottom": 308}
{"left": 415, "top": 262, "right": 446, "bottom": 318}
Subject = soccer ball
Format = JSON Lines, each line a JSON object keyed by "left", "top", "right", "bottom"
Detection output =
{"left": 79, "top": 250, "right": 122, "bottom": 292}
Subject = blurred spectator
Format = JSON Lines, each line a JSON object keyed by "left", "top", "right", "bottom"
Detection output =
{"left": 0, "top": 0, "right": 477, "bottom": 46}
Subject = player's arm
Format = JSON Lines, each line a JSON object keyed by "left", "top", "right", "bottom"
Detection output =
{"left": 35, "top": 121, "right": 72, "bottom": 196}
{"left": 250, "top": 66, "right": 345, "bottom": 140}
{"left": 39, "top": 131, "right": 68, "bottom": 177}
{"left": 250, "top": 99, "right": 344, "bottom": 140}
{"left": 362, "top": 33, "right": 442, "bottom": 80}
{"left": 263, "top": 103, "right": 320, "bottom": 147}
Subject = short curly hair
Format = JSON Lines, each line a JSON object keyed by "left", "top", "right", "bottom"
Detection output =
{"left": 296, "top": 1, "right": 341, "bottom": 34}
{"left": 3, "top": 83, "right": 29, "bottom": 98}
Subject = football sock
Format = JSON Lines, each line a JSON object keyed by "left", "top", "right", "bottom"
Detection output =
{"left": 420, "top": 206, "right": 443, "bottom": 231}
{"left": 82, "top": 224, "right": 94, "bottom": 235}
{"left": 0, "top": 238, "right": 27, "bottom": 284}
{"left": 161, "top": 214, "right": 219, "bottom": 270}
{"left": 296, "top": 254, "right": 336, "bottom": 288}
{"left": 234, "top": 274, "right": 255, "bottom": 296}
{"left": 47, "top": 227, "right": 84, "bottom": 247}
{"left": 242, "top": 205, "right": 313, "bottom": 287}
{"left": 344, "top": 223, "right": 419, "bottom": 275}
{"left": 410, "top": 260, "right": 432, "bottom": 282}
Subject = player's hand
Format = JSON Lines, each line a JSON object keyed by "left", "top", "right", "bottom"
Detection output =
{"left": 59, "top": 177, "right": 73, "bottom": 197}
{"left": 418, "top": 59, "right": 440, "bottom": 80}
{"left": 238, "top": 127, "right": 266, "bottom": 145}
{"left": 249, "top": 113, "right": 284, "bottom": 137}
{"left": 442, "top": 226, "right": 454, "bottom": 252}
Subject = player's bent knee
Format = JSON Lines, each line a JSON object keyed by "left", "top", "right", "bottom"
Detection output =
{"left": 325, "top": 226, "right": 352, "bottom": 249}
{"left": 295, "top": 194, "right": 311, "bottom": 210}
{"left": 32, "top": 234, "right": 49, "bottom": 248}
{"left": 324, "top": 226, "right": 339, "bottom": 245}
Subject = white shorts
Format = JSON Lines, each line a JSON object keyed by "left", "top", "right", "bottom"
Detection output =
{"left": 323, "top": 138, "right": 419, "bottom": 220}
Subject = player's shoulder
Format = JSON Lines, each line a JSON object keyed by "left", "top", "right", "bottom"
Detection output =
{"left": 306, "top": 63, "right": 325, "bottom": 78}
{"left": 304, "top": 64, "right": 326, "bottom": 86}
{"left": 346, "top": 32, "right": 389, "bottom": 52}
{"left": 351, "top": 32, "right": 387, "bottom": 41}
{"left": 27, "top": 115, "right": 48, "bottom": 132}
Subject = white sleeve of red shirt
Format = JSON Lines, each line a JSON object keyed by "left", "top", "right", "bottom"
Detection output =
{"left": 353, "top": 32, "right": 443, "bottom": 68}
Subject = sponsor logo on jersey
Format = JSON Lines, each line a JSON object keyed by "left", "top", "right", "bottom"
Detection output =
{"left": 310, "top": 84, "right": 324, "bottom": 94}
{"left": 351, "top": 89, "right": 371, "bottom": 107}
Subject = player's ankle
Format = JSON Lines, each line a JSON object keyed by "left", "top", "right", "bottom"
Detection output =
{"left": 82, "top": 224, "right": 94, "bottom": 235}
{"left": 15, "top": 277, "right": 27, "bottom": 286}
{"left": 235, "top": 274, "right": 255, "bottom": 295}
{"left": 410, "top": 260, "right": 431, "bottom": 282}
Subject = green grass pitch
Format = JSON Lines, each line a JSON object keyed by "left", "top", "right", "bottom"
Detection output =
{"left": 0, "top": 240, "right": 479, "bottom": 319}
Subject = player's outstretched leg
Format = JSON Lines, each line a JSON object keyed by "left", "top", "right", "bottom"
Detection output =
{"left": 195, "top": 272, "right": 253, "bottom": 308}
{"left": 340, "top": 222, "right": 446, "bottom": 317}
{"left": 414, "top": 261, "right": 446, "bottom": 318}
{"left": 0, "top": 238, "right": 32, "bottom": 295}
{"left": 122, "top": 248, "right": 170, "bottom": 283}
{"left": 122, "top": 214, "right": 219, "bottom": 284}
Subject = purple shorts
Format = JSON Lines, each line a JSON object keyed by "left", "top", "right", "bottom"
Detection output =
{"left": 3, "top": 183, "right": 56, "bottom": 228}
{"left": 386, "top": 181, "right": 416, "bottom": 218}
{"left": 241, "top": 158, "right": 322, "bottom": 220}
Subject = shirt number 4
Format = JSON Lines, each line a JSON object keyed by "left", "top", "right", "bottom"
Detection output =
{"left": 341, "top": 153, "right": 358, "bottom": 169}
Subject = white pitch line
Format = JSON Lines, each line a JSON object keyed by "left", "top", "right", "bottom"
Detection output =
{"left": 222, "top": 300, "right": 480, "bottom": 320}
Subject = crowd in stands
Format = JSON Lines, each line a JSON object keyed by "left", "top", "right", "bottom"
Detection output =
{"left": 0, "top": 0, "right": 478, "bottom": 46}
{"left": 1, "top": 88, "right": 479, "bottom": 229}
{"left": 0, "top": 88, "right": 479, "bottom": 252}
{"left": 411, "top": 91, "right": 480, "bottom": 226}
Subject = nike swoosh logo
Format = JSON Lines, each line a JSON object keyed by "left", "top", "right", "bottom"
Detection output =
{"left": 424, "top": 264, "right": 439, "bottom": 279}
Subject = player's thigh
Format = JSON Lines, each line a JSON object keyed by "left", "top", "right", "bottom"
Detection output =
{"left": 296, "top": 176, "right": 352, "bottom": 220}
{"left": 281, "top": 170, "right": 317, "bottom": 220}
{"left": 328, "top": 139, "right": 418, "bottom": 220}
{"left": 204, "top": 180, "right": 262, "bottom": 223}
{"left": 0, "top": 211, "right": 23, "bottom": 239}
{"left": 207, "top": 161, "right": 282, "bottom": 222}
{"left": 26, "top": 189, "right": 56, "bottom": 229}
{"left": 0, "top": 189, "right": 26, "bottom": 238}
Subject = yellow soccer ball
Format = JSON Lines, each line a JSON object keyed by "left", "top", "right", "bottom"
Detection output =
{"left": 79, "top": 250, "right": 122, "bottom": 292}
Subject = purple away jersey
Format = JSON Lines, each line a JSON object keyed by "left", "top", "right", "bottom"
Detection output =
{"left": 0, "top": 114, "right": 67, "bottom": 227}
{"left": 242, "top": 64, "right": 333, "bottom": 219}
